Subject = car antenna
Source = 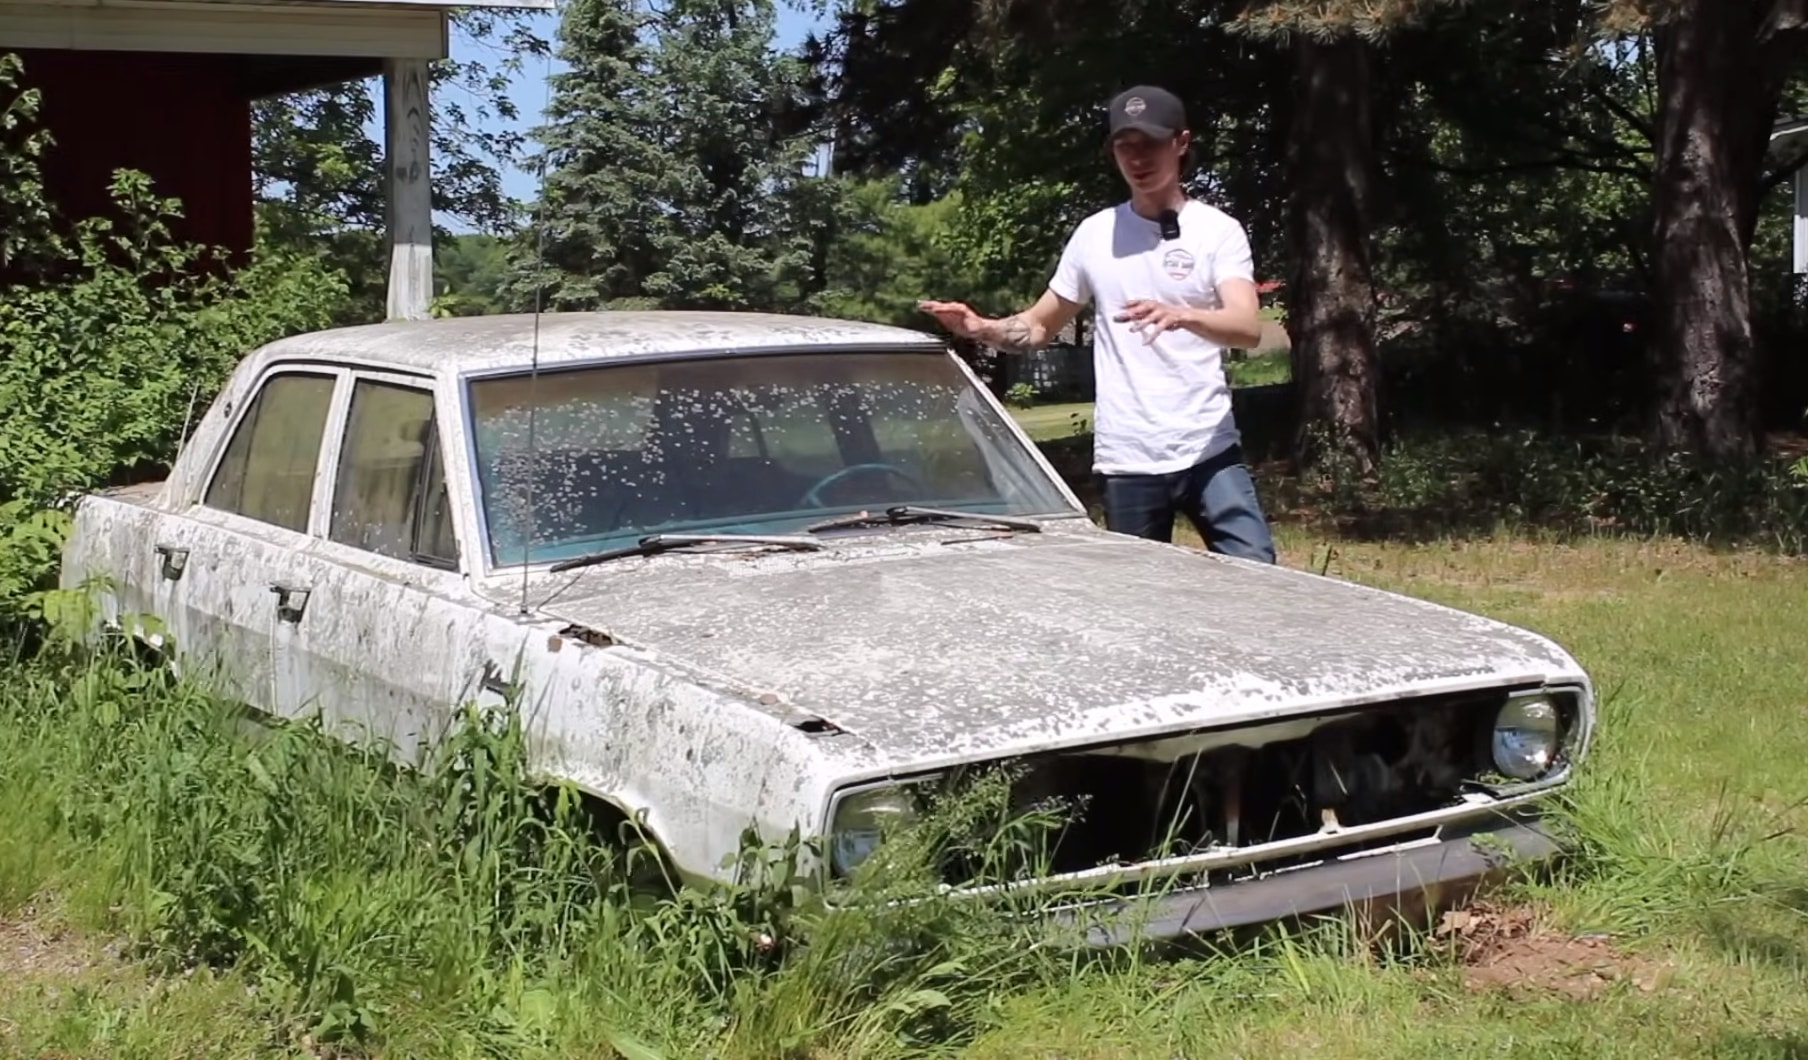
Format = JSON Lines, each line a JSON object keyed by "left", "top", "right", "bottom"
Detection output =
{"left": 518, "top": 44, "right": 554, "bottom": 618}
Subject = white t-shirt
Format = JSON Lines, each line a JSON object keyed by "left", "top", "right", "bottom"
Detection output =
{"left": 1047, "top": 198, "right": 1256, "bottom": 476}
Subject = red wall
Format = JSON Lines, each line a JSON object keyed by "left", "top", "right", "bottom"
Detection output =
{"left": 12, "top": 48, "right": 254, "bottom": 259}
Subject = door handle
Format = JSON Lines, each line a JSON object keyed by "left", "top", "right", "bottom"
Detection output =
{"left": 154, "top": 543, "right": 189, "bottom": 581}
{"left": 270, "top": 582, "right": 311, "bottom": 623}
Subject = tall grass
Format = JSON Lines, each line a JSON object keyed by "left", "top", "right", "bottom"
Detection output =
{"left": 0, "top": 627, "right": 1137, "bottom": 1057}
{"left": 5, "top": 538, "right": 1808, "bottom": 1057}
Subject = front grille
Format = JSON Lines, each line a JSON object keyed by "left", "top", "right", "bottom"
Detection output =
{"left": 936, "top": 688, "right": 1520, "bottom": 888}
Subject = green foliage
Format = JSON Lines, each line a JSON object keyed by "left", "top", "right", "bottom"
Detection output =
{"left": 0, "top": 55, "right": 351, "bottom": 636}
{"left": 0, "top": 629, "right": 1112, "bottom": 1054}
{"left": 0, "top": 53, "right": 58, "bottom": 274}
{"left": 250, "top": 14, "right": 550, "bottom": 234}
{"left": 1370, "top": 11, "right": 1657, "bottom": 344}
{"left": 0, "top": 169, "right": 345, "bottom": 633}
{"left": 251, "top": 14, "right": 550, "bottom": 321}
{"left": 434, "top": 232, "right": 514, "bottom": 317}
{"left": 0, "top": 500, "right": 72, "bottom": 635}
{"left": 9, "top": 545, "right": 1808, "bottom": 1054}
{"left": 931, "top": 1, "right": 1290, "bottom": 304}
{"left": 509, "top": 0, "right": 829, "bottom": 313}
{"left": 812, "top": 178, "right": 1024, "bottom": 325}
{"left": 503, "top": 0, "right": 661, "bottom": 311}
{"left": 1225, "top": 350, "right": 1292, "bottom": 386}
{"left": 1278, "top": 428, "right": 1808, "bottom": 553}
{"left": 1003, "top": 381, "right": 1037, "bottom": 408}
{"left": 0, "top": 172, "right": 348, "bottom": 508}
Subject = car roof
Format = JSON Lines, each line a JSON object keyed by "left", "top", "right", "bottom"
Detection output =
{"left": 254, "top": 310, "right": 950, "bottom": 375}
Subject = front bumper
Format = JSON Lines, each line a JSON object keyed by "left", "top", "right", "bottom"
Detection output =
{"left": 1046, "top": 816, "right": 1560, "bottom": 947}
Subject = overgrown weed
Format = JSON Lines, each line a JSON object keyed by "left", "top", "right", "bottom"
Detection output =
{"left": 0, "top": 628, "right": 1125, "bottom": 1057}
{"left": 5, "top": 545, "right": 1808, "bottom": 1056}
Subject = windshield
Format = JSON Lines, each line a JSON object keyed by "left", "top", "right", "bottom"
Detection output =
{"left": 466, "top": 348, "right": 1079, "bottom": 566}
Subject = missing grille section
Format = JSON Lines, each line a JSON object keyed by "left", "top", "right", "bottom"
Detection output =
{"left": 936, "top": 688, "right": 1518, "bottom": 888}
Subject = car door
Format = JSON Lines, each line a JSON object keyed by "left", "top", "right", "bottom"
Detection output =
{"left": 272, "top": 370, "right": 498, "bottom": 767}
{"left": 170, "top": 366, "right": 344, "bottom": 713}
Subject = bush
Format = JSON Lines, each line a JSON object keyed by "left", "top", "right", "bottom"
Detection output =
{"left": 0, "top": 171, "right": 349, "bottom": 507}
{"left": 0, "top": 52, "right": 351, "bottom": 632}
{"left": 1004, "top": 381, "right": 1037, "bottom": 408}
{"left": 1278, "top": 428, "right": 1808, "bottom": 552}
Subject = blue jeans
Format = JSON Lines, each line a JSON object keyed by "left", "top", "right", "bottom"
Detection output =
{"left": 1097, "top": 444, "right": 1278, "bottom": 563}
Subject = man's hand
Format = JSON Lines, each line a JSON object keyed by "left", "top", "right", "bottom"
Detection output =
{"left": 1115, "top": 299, "right": 1196, "bottom": 344}
{"left": 920, "top": 289, "right": 1082, "bottom": 353}
{"left": 918, "top": 299, "right": 987, "bottom": 339}
{"left": 918, "top": 298, "right": 1034, "bottom": 351}
{"left": 1115, "top": 281, "right": 1264, "bottom": 349}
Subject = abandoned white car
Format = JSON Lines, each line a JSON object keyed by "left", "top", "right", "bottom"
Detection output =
{"left": 61, "top": 310, "right": 1595, "bottom": 944}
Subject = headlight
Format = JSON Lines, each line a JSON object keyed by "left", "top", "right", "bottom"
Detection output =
{"left": 1491, "top": 694, "right": 1563, "bottom": 780}
{"left": 829, "top": 785, "right": 921, "bottom": 878}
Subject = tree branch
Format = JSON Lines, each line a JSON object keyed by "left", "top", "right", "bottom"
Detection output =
{"left": 1582, "top": 77, "right": 1656, "bottom": 146}
{"left": 1393, "top": 151, "right": 1650, "bottom": 181}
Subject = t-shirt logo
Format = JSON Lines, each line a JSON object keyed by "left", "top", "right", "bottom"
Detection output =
{"left": 1161, "top": 247, "right": 1195, "bottom": 280}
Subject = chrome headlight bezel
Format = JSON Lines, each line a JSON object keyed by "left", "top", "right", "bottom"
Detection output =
{"left": 825, "top": 779, "right": 933, "bottom": 880}
{"left": 1488, "top": 686, "right": 1584, "bottom": 784}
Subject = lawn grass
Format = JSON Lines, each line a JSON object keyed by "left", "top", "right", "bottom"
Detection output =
{"left": 1009, "top": 401, "right": 1094, "bottom": 442}
{"left": 1228, "top": 349, "right": 1291, "bottom": 387}
{"left": 1006, "top": 355, "right": 1289, "bottom": 445}
{"left": 2, "top": 530, "right": 1806, "bottom": 1057}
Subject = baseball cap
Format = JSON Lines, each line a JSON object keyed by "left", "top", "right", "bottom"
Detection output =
{"left": 1106, "top": 85, "right": 1187, "bottom": 143}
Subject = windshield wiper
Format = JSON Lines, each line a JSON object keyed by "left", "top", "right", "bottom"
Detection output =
{"left": 547, "top": 533, "right": 824, "bottom": 574}
{"left": 805, "top": 505, "right": 1043, "bottom": 535}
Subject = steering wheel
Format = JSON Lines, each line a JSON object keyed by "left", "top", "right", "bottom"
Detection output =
{"left": 798, "top": 462, "right": 925, "bottom": 508}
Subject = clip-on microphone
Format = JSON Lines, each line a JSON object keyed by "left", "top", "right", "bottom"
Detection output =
{"left": 1157, "top": 209, "right": 1181, "bottom": 241}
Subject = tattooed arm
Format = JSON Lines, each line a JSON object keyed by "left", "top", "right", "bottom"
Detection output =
{"left": 918, "top": 288, "right": 1083, "bottom": 353}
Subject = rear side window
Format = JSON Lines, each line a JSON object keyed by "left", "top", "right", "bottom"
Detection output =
{"left": 329, "top": 379, "right": 459, "bottom": 568}
{"left": 204, "top": 372, "right": 336, "bottom": 532}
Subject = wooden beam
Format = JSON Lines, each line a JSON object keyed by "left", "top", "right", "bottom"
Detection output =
{"left": 384, "top": 56, "right": 433, "bottom": 321}
{"left": 0, "top": 1, "right": 448, "bottom": 59}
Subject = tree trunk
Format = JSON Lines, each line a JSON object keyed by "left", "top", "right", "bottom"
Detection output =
{"left": 1648, "top": 0, "right": 1775, "bottom": 460}
{"left": 1285, "top": 34, "right": 1380, "bottom": 475}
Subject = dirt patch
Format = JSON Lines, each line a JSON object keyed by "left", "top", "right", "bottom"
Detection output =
{"left": 1436, "top": 902, "right": 1674, "bottom": 1001}
{"left": 0, "top": 904, "right": 126, "bottom": 987}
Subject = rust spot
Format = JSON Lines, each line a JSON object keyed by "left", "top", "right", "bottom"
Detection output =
{"left": 557, "top": 623, "right": 617, "bottom": 648}
{"left": 547, "top": 635, "right": 563, "bottom": 652}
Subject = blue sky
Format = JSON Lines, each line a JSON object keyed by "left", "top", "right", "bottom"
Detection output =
{"left": 429, "top": 3, "right": 830, "bottom": 214}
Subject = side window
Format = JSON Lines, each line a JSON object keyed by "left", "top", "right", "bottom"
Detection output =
{"left": 329, "top": 379, "right": 459, "bottom": 568}
{"left": 413, "top": 422, "right": 460, "bottom": 566}
{"left": 204, "top": 372, "right": 337, "bottom": 532}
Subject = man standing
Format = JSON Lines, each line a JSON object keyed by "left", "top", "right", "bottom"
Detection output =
{"left": 919, "top": 85, "right": 1277, "bottom": 564}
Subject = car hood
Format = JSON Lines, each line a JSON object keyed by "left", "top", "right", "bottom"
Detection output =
{"left": 491, "top": 523, "right": 1585, "bottom": 766}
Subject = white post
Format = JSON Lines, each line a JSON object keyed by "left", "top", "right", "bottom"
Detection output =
{"left": 384, "top": 57, "right": 433, "bottom": 321}
{"left": 1794, "top": 164, "right": 1808, "bottom": 276}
